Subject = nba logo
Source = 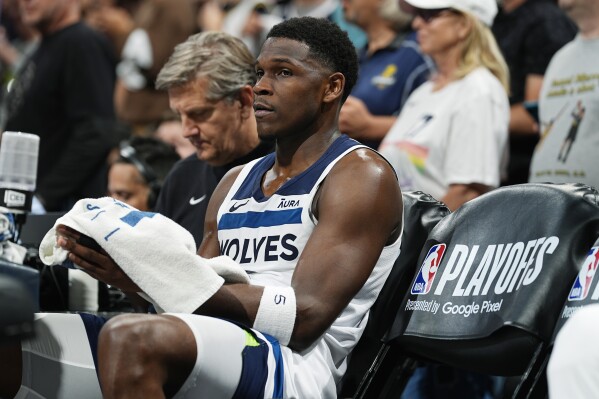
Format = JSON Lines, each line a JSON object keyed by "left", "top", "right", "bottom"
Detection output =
{"left": 411, "top": 244, "right": 446, "bottom": 295}
{"left": 568, "top": 246, "right": 599, "bottom": 301}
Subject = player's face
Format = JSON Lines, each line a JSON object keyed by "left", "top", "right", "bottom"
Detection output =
{"left": 254, "top": 37, "right": 331, "bottom": 140}
{"left": 108, "top": 163, "right": 151, "bottom": 211}
{"left": 169, "top": 77, "right": 245, "bottom": 166}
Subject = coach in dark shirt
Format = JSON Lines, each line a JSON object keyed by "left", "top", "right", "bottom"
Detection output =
{"left": 153, "top": 31, "right": 272, "bottom": 248}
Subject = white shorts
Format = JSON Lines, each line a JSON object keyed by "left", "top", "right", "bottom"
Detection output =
{"left": 169, "top": 313, "right": 285, "bottom": 398}
{"left": 168, "top": 314, "right": 339, "bottom": 399}
{"left": 14, "top": 313, "right": 337, "bottom": 398}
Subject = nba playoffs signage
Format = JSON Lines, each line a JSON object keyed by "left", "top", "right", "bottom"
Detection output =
{"left": 381, "top": 183, "right": 599, "bottom": 376}
{"left": 411, "top": 238, "right": 559, "bottom": 297}
{"left": 393, "top": 183, "right": 599, "bottom": 342}
{"left": 401, "top": 236, "right": 562, "bottom": 339}
{"left": 553, "top": 244, "right": 599, "bottom": 337}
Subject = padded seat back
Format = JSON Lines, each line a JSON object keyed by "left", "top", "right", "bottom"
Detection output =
{"left": 367, "top": 191, "right": 450, "bottom": 340}
{"left": 388, "top": 183, "right": 599, "bottom": 376}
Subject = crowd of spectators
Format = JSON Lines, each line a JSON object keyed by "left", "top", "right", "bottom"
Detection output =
{"left": 0, "top": 0, "right": 586, "bottom": 215}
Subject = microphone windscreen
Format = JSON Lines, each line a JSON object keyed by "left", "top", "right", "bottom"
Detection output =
{"left": 0, "top": 131, "right": 40, "bottom": 213}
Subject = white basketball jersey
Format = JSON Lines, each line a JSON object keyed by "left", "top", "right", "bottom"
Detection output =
{"left": 217, "top": 135, "right": 402, "bottom": 396}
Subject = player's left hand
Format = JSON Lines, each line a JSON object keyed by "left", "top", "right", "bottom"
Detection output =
{"left": 56, "top": 225, "right": 141, "bottom": 293}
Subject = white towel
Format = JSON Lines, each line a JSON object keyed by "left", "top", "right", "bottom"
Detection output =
{"left": 39, "top": 197, "right": 250, "bottom": 314}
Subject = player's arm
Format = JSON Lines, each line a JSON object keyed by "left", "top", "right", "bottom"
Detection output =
{"left": 54, "top": 165, "right": 248, "bottom": 310}
{"left": 287, "top": 148, "right": 402, "bottom": 349}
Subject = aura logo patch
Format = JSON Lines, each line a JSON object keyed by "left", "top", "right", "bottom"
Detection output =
{"left": 568, "top": 246, "right": 599, "bottom": 301}
{"left": 411, "top": 244, "right": 446, "bottom": 295}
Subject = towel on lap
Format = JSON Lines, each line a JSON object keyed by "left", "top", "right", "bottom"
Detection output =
{"left": 39, "top": 197, "right": 250, "bottom": 313}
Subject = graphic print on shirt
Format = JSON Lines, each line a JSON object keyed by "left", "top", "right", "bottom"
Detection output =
{"left": 557, "top": 100, "right": 585, "bottom": 163}
{"left": 537, "top": 101, "right": 569, "bottom": 148}
{"left": 383, "top": 114, "right": 434, "bottom": 178}
{"left": 530, "top": 56, "right": 599, "bottom": 187}
{"left": 371, "top": 64, "right": 398, "bottom": 89}
{"left": 189, "top": 195, "right": 206, "bottom": 205}
{"left": 6, "top": 61, "right": 36, "bottom": 120}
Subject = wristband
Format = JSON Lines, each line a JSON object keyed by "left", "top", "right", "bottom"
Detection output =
{"left": 253, "top": 286, "right": 296, "bottom": 346}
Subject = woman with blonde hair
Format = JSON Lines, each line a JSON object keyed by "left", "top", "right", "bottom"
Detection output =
{"left": 380, "top": 0, "right": 509, "bottom": 211}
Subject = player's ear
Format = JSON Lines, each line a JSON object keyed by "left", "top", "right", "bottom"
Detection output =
{"left": 238, "top": 85, "right": 255, "bottom": 119}
{"left": 323, "top": 72, "right": 344, "bottom": 104}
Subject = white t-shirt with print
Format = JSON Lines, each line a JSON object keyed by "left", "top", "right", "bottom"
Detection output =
{"left": 380, "top": 67, "right": 509, "bottom": 201}
{"left": 529, "top": 34, "right": 599, "bottom": 190}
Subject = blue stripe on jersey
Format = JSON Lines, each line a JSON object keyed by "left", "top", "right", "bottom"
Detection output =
{"left": 232, "top": 135, "right": 361, "bottom": 200}
{"left": 218, "top": 209, "right": 302, "bottom": 230}
{"left": 263, "top": 333, "right": 285, "bottom": 399}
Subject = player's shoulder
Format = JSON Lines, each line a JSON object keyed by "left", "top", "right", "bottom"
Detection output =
{"left": 335, "top": 146, "right": 396, "bottom": 177}
{"left": 323, "top": 146, "right": 399, "bottom": 199}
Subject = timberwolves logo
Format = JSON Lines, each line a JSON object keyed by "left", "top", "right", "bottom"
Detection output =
{"left": 411, "top": 244, "right": 446, "bottom": 295}
{"left": 568, "top": 246, "right": 599, "bottom": 301}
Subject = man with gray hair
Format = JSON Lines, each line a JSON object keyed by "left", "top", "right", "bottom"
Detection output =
{"left": 339, "top": 0, "right": 433, "bottom": 149}
{"left": 153, "top": 31, "right": 273, "bottom": 247}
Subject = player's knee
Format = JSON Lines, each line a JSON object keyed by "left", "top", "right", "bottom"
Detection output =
{"left": 100, "top": 314, "right": 155, "bottom": 355}
{"left": 99, "top": 315, "right": 195, "bottom": 388}
{"left": 100, "top": 314, "right": 186, "bottom": 363}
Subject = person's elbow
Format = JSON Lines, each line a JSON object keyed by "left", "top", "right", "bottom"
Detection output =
{"left": 288, "top": 298, "right": 335, "bottom": 352}
{"left": 442, "top": 183, "right": 491, "bottom": 211}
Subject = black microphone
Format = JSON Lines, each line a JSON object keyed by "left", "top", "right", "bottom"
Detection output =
{"left": 0, "top": 131, "right": 39, "bottom": 215}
